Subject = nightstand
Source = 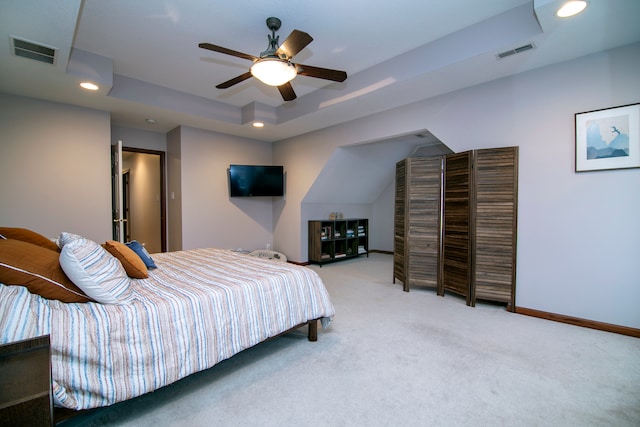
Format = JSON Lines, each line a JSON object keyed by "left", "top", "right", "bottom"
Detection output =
{"left": 0, "top": 335, "right": 53, "bottom": 427}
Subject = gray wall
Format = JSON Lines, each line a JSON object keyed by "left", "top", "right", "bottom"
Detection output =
{"left": 167, "top": 127, "right": 182, "bottom": 252}
{"left": 0, "top": 95, "right": 112, "bottom": 243}
{"left": 112, "top": 125, "right": 167, "bottom": 152}
{"left": 273, "top": 42, "right": 640, "bottom": 329}
{"left": 173, "top": 126, "right": 274, "bottom": 252}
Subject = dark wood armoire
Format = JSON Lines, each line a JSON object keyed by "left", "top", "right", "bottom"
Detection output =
{"left": 394, "top": 146, "right": 518, "bottom": 311}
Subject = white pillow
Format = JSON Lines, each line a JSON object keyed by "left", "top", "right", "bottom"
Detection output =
{"left": 58, "top": 231, "right": 85, "bottom": 249}
{"left": 59, "top": 237, "right": 131, "bottom": 304}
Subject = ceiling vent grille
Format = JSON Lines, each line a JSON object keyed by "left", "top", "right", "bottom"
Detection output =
{"left": 496, "top": 43, "right": 535, "bottom": 60}
{"left": 11, "top": 36, "right": 57, "bottom": 64}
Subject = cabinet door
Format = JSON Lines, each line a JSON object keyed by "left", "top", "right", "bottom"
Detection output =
{"left": 442, "top": 151, "right": 473, "bottom": 304}
{"left": 473, "top": 147, "right": 518, "bottom": 309}
{"left": 406, "top": 157, "right": 443, "bottom": 291}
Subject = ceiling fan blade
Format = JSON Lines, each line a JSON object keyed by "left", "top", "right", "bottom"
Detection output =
{"left": 199, "top": 43, "right": 259, "bottom": 62}
{"left": 216, "top": 71, "right": 253, "bottom": 89}
{"left": 278, "top": 82, "right": 297, "bottom": 101}
{"left": 296, "top": 64, "right": 347, "bottom": 82}
{"left": 275, "top": 30, "right": 313, "bottom": 59}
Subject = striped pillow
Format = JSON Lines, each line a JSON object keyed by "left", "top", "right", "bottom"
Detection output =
{"left": 59, "top": 237, "right": 131, "bottom": 304}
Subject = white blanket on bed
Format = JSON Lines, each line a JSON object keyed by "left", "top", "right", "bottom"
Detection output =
{"left": 0, "top": 248, "right": 335, "bottom": 410}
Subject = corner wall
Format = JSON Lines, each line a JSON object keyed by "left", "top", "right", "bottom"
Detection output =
{"left": 167, "top": 127, "right": 183, "bottom": 251}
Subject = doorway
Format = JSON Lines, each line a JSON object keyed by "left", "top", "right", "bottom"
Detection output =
{"left": 121, "top": 148, "right": 167, "bottom": 253}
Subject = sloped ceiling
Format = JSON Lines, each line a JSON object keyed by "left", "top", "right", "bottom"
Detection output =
{"left": 303, "top": 132, "right": 452, "bottom": 204}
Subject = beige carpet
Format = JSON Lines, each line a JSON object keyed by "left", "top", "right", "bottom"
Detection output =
{"left": 61, "top": 253, "right": 640, "bottom": 426}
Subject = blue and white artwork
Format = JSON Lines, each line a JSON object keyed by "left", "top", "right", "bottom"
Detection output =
{"left": 585, "top": 114, "right": 629, "bottom": 160}
{"left": 576, "top": 103, "right": 639, "bottom": 172}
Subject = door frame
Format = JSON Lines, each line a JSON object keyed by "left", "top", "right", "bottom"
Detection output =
{"left": 122, "top": 169, "right": 131, "bottom": 242}
{"left": 111, "top": 140, "right": 124, "bottom": 242}
{"left": 122, "top": 147, "right": 167, "bottom": 253}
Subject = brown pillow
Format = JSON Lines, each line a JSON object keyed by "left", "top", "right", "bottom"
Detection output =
{"left": 103, "top": 240, "right": 148, "bottom": 279}
{"left": 0, "top": 239, "right": 92, "bottom": 303}
{"left": 0, "top": 227, "right": 60, "bottom": 252}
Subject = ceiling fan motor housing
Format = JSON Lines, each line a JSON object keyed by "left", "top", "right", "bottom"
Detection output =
{"left": 266, "top": 17, "right": 282, "bottom": 32}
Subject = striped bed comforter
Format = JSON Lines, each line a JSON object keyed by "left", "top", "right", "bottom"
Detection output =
{"left": 0, "top": 248, "right": 335, "bottom": 410}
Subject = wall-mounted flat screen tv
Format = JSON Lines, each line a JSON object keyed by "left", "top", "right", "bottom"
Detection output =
{"left": 228, "top": 165, "right": 284, "bottom": 197}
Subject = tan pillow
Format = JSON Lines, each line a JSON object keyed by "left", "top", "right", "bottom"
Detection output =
{"left": 0, "top": 227, "right": 60, "bottom": 252}
{"left": 0, "top": 239, "right": 92, "bottom": 303}
{"left": 103, "top": 240, "right": 148, "bottom": 279}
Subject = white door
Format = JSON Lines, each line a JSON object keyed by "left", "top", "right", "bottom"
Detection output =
{"left": 111, "top": 140, "right": 124, "bottom": 242}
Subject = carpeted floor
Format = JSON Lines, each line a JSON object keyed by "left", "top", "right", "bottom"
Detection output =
{"left": 60, "top": 253, "right": 640, "bottom": 426}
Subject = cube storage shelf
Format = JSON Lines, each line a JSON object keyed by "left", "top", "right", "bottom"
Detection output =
{"left": 308, "top": 219, "right": 368, "bottom": 265}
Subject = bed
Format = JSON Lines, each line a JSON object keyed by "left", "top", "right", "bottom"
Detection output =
{"left": 0, "top": 229, "right": 335, "bottom": 412}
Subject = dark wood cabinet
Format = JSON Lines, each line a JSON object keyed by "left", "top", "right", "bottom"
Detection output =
{"left": 309, "top": 219, "right": 368, "bottom": 265}
{"left": 394, "top": 147, "right": 518, "bottom": 310}
{"left": 0, "top": 335, "right": 53, "bottom": 427}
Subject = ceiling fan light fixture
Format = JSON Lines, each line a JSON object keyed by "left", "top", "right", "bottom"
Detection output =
{"left": 250, "top": 58, "right": 297, "bottom": 87}
{"left": 556, "top": 0, "right": 588, "bottom": 18}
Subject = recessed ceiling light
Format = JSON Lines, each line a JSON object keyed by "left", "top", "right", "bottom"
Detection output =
{"left": 556, "top": 0, "right": 588, "bottom": 18}
{"left": 145, "top": 118, "right": 157, "bottom": 124}
{"left": 80, "top": 82, "right": 99, "bottom": 91}
{"left": 253, "top": 122, "right": 265, "bottom": 128}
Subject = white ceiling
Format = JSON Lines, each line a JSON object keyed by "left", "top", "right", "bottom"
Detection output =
{"left": 1, "top": 0, "right": 639, "bottom": 142}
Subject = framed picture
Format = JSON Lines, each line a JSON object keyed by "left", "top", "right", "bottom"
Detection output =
{"left": 575, "top": 103, "right": 640, "bottom": 172}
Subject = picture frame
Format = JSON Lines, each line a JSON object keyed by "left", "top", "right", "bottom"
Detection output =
{"left": 575, "top": 103, "right": 640, "bottom": 172}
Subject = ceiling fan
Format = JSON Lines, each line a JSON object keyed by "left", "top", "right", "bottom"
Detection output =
{"left": 199, "top": 17, "right": 347, "bottom": 101}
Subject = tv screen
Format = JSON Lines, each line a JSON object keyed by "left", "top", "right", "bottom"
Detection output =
{"left": 228, "top": 165, "right": 284, "bottom": 197}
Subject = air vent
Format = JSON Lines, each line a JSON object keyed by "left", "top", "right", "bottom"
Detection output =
{"left": 496, "top": 43, "right": 535, "bottom": 60}
{"left": 11, "top": 36, "right": 57, "bottom": 64}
